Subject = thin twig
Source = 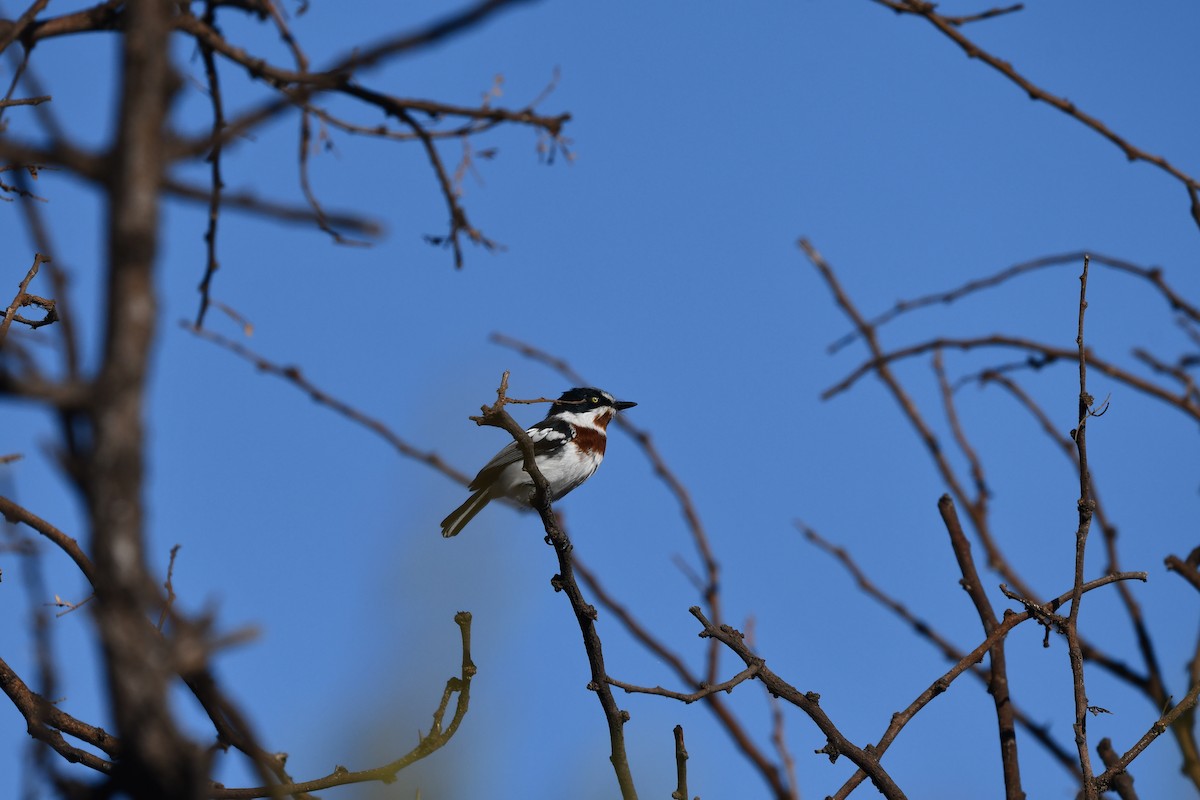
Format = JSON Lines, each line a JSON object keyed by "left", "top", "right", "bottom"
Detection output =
{"left": 193, "top": 1, "right": 227, "bottom": 328}
{"left": 872, "top": 0, "right": 1200, "bottom": 232}
{"left": 1165, "top": 551, "right": 1200, "bottom": 594}
{"left": 0, "top": 252, "right": 56, "bottom": 345}
{"left": 183, "top": 323, "right": 472, "bottom": 487}
{"left": 1069, "top": 255, "right": 1098, "bottom": 799}
{"left": 607, "top": 664, "right": 761, "bottom": 704}
{"left": 157, "top": 544, "right": 182, "bottom": 631}
{"left": 209, "top": 612, "right": 477, "bottom": 799}
{"left": 828, "top": 251, "right": 1200, "bottom": 353}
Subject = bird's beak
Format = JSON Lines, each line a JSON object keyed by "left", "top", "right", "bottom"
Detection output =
{"left": 614, "top": 400, "right": 637, "bottom": 411}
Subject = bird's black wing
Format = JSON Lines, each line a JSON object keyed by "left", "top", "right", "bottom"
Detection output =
{"left": 467, "top": 418, "right": 574, "bottom": 491}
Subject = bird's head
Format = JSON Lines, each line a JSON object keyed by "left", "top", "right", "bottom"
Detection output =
{"left": 550, "top": 387, "right": 637, "bottom": 430}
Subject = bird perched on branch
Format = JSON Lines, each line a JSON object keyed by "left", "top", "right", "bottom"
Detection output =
{"left": 440, "top": 387, "right": 637, "bottom": 538}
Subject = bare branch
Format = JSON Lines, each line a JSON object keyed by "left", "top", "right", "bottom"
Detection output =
{"left": 0, "top": 0, "right": 51, "bottom": 59}
{"left": 830, "top": 250, "right": 1200, "bottom": 352}
{"left": 1069, "top": 256, "right": 1098, "bottom": 798}
{"left": 193, "top": 1, "right": 228, "bottom": 329}
{"left": 872, "top": 1, "right": 1200, "bottom": 232}
{"left": 183, "top": 323, "right": 472, "bottom": 487}
{"left": 209, "top": 612, "right": 477, "bottom": 799}
{"left": 689, "top": 606, "right": 907, "bottom": 800}
{"left": 0, "top": 656, "right": 118, "bottom": 774}
{"left": 830, "top": 570, "right": 1147, "bottom": 799}
{"left": 0, "top": 252, "right": 56, "bottom": 344}
{"left": 0, "top": 94, "right": 50, "bottom": 108}
{"left": 1096, "top": 738, "right": 1139, "bottom": 800}
{"left": 800, "top": 522, "right": 1080, "bottom": 779}
{"left": 0, "top": 494, "right": 95, "bottom": 583}
{"left": 1166, "top": 549, "right": 1200, "bottom": 594}
{"left": 88, "top": 5, "right": 208, "bottom": 794}
{"left": 671, "top": 725, "right": 691, "bottom": 800}
{"left": 1093, "top": 680, "right": 1200, "bottom": 794}
{"left": 471, "top": 373, "right": 638, "bottom": 799}
{"left": 825, "top": 334, "right": 1199, "bottom": 424}
{"left": 573, "top": 560, "right": 793, "bottom": 799}
{"left": 938, "top": 495, "right": 1023, "bottom": 798}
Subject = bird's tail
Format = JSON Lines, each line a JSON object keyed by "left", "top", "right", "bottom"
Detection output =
{"left": 440, "top": 488, "right": 491, "bottom": 538}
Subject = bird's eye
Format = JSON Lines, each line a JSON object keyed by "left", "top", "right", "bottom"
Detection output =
{"left": 590, "top": 396, "right": 599, "bottom": 403}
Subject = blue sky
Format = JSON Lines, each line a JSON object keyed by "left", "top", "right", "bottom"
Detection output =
{"left": 3, "top": 1, "right": 1199, "bottom": 798}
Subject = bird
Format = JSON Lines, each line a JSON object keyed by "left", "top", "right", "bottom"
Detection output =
{"left": 440, "top": 387, "right": 637, "bottom": 537}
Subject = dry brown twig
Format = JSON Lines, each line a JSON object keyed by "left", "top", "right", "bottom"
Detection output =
{"left": 826, "top": 570, "right": 1147, "bottom": 800}
{"left": 573, "top": 559, "right": 794, "bottom": 799}
{"left": 1068, "top": 256, "right": 1099, "bottom": 798}
{"left": 940, "top": 493, "right": 1023, "bottom": 798}
{"left": 193, "top": 0, "right": 227, "bottom": 329}
{"left": 0, "top": 252, "right": 56, "bottom": 345}
{"left": 4, "top": 0, "right": 568, "bottom": 331}
{"left": 829, "top": 251, "right": 1200, "bottom": 354}
{"left": 1165, "top": 549, "right": 1200, "bottom": 594}
{"left": 183, "top": 323, "right": 473, "bottom": 487}
{"left": 870, "top": 0, "right": 1200, "bottom": 232}
{"left": 825, "top": 334, "right": 1200, "bottom": 424}
{"left": 690, "top": 606, "right": 908, "bottom": 800}
{"left": 607, "top": 664, "right": 762, "bottom": 704}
